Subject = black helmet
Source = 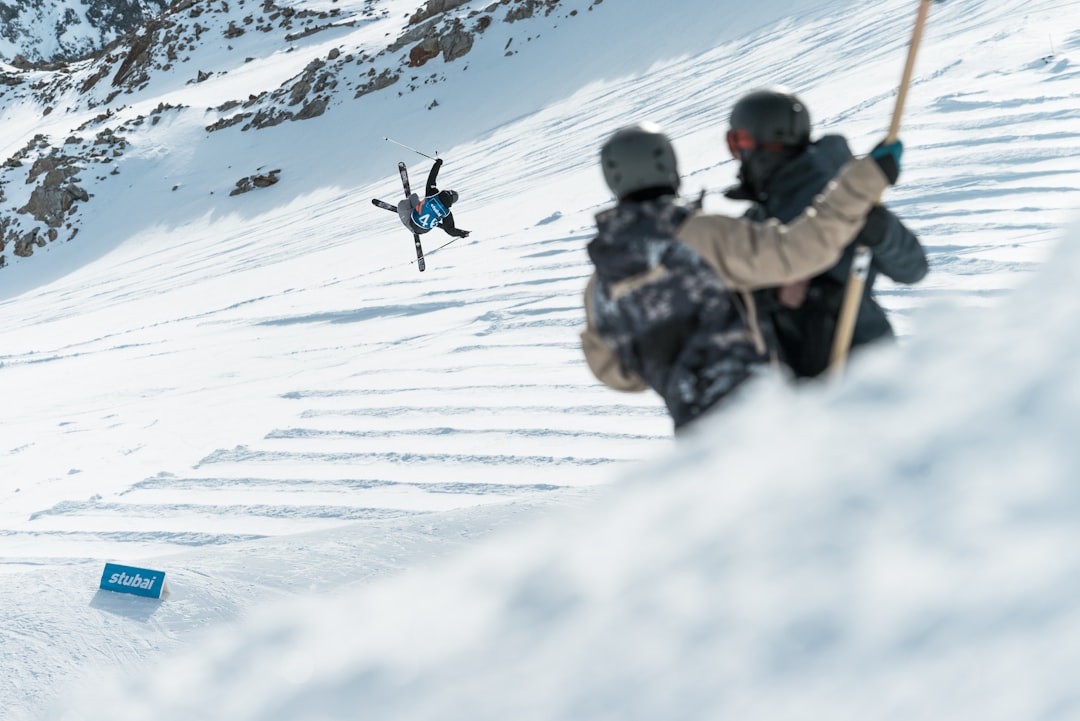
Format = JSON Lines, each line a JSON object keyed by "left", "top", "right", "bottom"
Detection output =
{"left": 600, "top": 122, "right": 680, "bottom": 199}
{"left": 445, "top": 190, "right": 459, "bottom": 204}
{"left": 728, "top": 88, "right": 811, "bottom": 153}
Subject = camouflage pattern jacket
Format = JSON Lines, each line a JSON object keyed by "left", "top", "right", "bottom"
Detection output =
{"left": 585, "top": 199, "right": 769, "bottom": 429}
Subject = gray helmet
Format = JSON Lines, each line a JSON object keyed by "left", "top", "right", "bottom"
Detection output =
{"left": 600, "top": 122, "right": 680, "bottom": 199}
{"left": 729, "top": 88, "right": 811, "bottom": 148}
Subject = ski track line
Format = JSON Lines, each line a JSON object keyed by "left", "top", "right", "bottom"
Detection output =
{"left": 123, "top": 476, "right": 569, "bottom": 496}
{"left": 0, "top": 528, "right": 267, "bottom": 548}
{"left": 297, "top": 404, "right": 666, "bottom": 418}
{"left": 263, "top": 426, "right": 663, "bottom": 442}
{"left": 194, "top": 447, "right": 624, "bottom": 468}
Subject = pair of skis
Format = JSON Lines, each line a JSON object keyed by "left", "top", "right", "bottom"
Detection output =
{"left": 372, "top": 162, "right": 425, "bottom": 272}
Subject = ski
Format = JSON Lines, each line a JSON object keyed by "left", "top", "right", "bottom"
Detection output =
{"left": 372, "top": 198, "right": 397, "bottom": 213}
{"left": 399, "top": 162, "right": 425, "bottom": 272}
{"left": 398, "top": 161, "right": 411, "bottom": 198}
{"left": 412, "top": 233, "right": 426, "bottom": 272}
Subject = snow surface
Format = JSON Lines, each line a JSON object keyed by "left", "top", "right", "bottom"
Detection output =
{"left": 2, "top": 0, "right": 1080, "bottom": 719}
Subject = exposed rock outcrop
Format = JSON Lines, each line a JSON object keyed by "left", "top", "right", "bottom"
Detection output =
{"left": 17, "top": 153, "right": 88, "bottom": 228}
{"left": 230, "top": 169, "right": 282, "bottom": 196}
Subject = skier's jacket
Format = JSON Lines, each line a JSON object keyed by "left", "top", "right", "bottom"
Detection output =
{"left": 581, "top": 155, "right": 892, "bottom": 430}
{"left": 397, "top": 158, "right": 468, "bottom": 238}
{"left": 396, "top": 189, "right": 460, "bottom": 236}
{"left": 733, "top": 135, "right": 928, "bottom": 377}
{"left": 411, "top": 194, "right": 451, "bottom": 231}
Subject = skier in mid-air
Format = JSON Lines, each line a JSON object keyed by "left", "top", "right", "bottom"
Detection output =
{"left": 396, "top": 158, "right": 470, "bottom": 239}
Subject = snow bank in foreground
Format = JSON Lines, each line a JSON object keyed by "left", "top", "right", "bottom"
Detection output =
{"left": 61, "top": 225, "right": 1080, "bottom": 720}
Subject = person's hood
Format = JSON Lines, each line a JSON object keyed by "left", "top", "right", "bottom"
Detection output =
{"left": 589, "top": 198, "right": 690, "bottom": 284}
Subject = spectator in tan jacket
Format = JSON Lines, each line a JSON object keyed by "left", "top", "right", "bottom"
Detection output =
{"left": 581, "top": 121, "right": 902, "bottom": 431}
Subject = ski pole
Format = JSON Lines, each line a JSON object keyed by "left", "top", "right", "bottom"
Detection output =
{"left": 384, "top": 137, "right": 439, "bottom": 161}
{"left": 410, "top": 237, "right": 460, "bottom": 265}
{"left": 829, "top": 0, "right": 939, "bottom": 377}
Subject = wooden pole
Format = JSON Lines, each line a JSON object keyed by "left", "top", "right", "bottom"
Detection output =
{"left": 829, "top": 0, "right": 935, "bottom": 376}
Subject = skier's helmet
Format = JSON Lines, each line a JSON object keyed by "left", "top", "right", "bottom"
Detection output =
{"left": 445, "top": 190, "right": 459, "bottom": 205}
{"left": 727, "top": 88, "right": 811, "bottom": 157}
{"left": 600, "top": 122, "right": 680, "bottom": 199}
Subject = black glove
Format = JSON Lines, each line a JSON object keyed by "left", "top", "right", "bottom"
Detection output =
{"left": 870, "top": 139, "right": 902, "bottom": 185}
{"left": 858, "top": 205, "right": 890, "bottom": 247}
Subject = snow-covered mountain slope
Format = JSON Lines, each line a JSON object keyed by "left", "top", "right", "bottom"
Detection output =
{"left": 1, "top": 0, "right": 1080, "bottom": 718}
{"left": 0, "top": 0, "right": 170, "bottom": 64}
{"left": 1, "top": 0, "right": 847, "bottom": 283}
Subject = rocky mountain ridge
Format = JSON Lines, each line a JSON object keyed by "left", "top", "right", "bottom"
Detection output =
{"left": 0, "top": 0, "right": 171, "bottom": 65}
{"left": 0, "top": 0, "right": 594, "bottom": 270}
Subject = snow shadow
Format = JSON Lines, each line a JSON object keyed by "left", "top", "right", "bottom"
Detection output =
{"left": 89, "top": 589, "right": 164, "bottom": 622}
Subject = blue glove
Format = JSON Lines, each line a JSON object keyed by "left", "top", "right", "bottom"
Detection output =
{"left": 870, "top": 139, "right": 902, "bottom": 185}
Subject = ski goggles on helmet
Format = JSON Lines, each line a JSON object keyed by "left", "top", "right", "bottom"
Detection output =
{"left": 725, "top": 128, "right": 785, "bottom": 158}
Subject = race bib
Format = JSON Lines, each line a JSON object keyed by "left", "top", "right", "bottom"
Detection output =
{"left": 411, "top": 196, "right": 450, "bottom": 230}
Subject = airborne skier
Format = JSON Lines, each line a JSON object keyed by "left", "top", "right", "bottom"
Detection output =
{"left": 372, "top": 158, "right": 470, "bottom": 272}
{"left": 395, "top": 158, "right": 470, "bottom": 239}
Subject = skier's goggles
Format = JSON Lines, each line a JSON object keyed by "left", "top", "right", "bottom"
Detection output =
{"left": 725, "top": 129, "right": 785, "bottom": 157}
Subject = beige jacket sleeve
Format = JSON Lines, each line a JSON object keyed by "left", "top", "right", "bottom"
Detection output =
{"left": 677, "top": 155, "right": 889, "bottom": 290}
{"left": 580, "top": 273, "right": 647, "bottom": 392}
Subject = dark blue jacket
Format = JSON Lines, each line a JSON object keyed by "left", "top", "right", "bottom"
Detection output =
{"left": 734, "top": 135, "right": 928, "bottom": 377}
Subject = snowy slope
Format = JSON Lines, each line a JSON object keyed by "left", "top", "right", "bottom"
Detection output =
{"left": 57, "top": 228, "right": 1080, "bottom": 721}
{"left": 1, "top": 0, "right": 1079, "bottom": 718}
